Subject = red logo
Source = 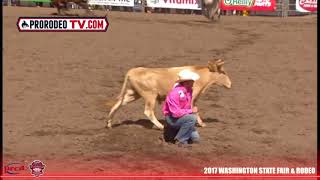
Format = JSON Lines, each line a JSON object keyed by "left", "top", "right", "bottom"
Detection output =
{"left": 4, "top": 162, "right": 26, "bottom": 175}
{"left": 29, "top": 160, "right": 45, "bottom": 177}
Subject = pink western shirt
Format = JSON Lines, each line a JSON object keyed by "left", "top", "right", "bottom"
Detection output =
{"left": 162, "top": 83, "right": 193, "bottom": 118}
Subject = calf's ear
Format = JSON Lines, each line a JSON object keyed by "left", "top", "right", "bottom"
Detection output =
{"left": 208, "top": 60, "right": 218, "bottom": 72}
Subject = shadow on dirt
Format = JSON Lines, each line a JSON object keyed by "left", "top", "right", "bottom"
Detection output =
{"left": 112, "top": 117, "right": 220, "bottom": 129}
{"left": 203, "top": 117, "right": 220, "bottom": 123}
{"left": 112, "top": 119, "right": 166, "bottom": 129}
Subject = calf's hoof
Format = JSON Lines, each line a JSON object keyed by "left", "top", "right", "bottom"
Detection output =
{"left": 152, "top": 125, "right": 164, "bottom": 131}
{"left": 105, "top": 122, "right": 112, "bottom": 129}
{"left": 197, "top": 122, "right": 207, "bottom": 127}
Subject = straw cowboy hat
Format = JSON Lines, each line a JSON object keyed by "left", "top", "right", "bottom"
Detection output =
{"left": 176, "top": 69, "right": 200, "bottom": 83}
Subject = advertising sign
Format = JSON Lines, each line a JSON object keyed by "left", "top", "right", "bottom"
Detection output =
{"left": 296, "top": 0, "right": 317, "bottom": 12}
{"left": 89, "top": 0, "right": 134, "bottom": 7}
{"left": 147, "top": 0, "right": 201, "bottom": 10}
{"left": 220, "top": 0, "right": 276, "bottom": 11}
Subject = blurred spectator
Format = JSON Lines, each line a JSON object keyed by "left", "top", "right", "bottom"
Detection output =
{"left": 104, "top": 5, "right": 112, "bottom": 11}
{"left": 35, "top": 1, "right": 43, "bottom": 7}
{"left": 242, "top": 10, "right": 249, "bottom": 16}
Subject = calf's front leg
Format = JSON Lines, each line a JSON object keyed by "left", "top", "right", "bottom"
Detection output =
{"left": 195, "top": 112, "right": 206, "bottom": 127}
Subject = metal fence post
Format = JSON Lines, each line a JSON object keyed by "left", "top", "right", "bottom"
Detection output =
{"left": 281, "top": 0, "right": 289, "bottom": 17}
{"left": 141, "top": 0, "right": 147, "bottom": 12}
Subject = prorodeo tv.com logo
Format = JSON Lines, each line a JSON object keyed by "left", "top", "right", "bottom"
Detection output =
{"left": 17, "top": 17, "right": 109, "bottom": 32}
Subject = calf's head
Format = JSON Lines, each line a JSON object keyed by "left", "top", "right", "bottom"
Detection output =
{"left": 208, "top": 59, "right": 232, "bottom": 88}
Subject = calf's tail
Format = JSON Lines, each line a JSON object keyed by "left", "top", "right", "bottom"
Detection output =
{"left": 116, "top": 73, "right": 129, "bottom": 105}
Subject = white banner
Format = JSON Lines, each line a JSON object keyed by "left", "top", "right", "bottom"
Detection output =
{"left": 88, "top": 0, "right": 134, "bottom": 6}
{"left": 296, "top": 0, "right": 317, "bottom": 12}
{"left": 147, "top": 0, "right": 202, "bottom": 9}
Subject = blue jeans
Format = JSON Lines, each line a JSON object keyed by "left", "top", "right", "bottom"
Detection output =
{"left": 165, "top": 114, "right": 200, "bottom": 144}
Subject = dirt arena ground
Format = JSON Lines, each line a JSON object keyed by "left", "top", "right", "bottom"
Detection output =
{"left": 3, "top": 6, "right": 317, "bottom": 179}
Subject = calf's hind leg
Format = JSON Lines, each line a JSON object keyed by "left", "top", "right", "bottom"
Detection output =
{"left": 143, "top": 94, "right": 164, "bottom": 130}
{"left": 106, "top": 89, "right": 140, "bottom": 128}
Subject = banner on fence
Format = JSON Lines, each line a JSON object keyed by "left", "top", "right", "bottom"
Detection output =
{"left": 22, "top": 0, "right": 51, "bottom": 2}
{"left": 220, "top": 0, "right": 276, "bottom": 11}
{"left": 146, "top": 0, "right": 201, "bottom": 10}
{"left": 88, "top": 0, "right": 134, "bottom": 6}
{"left": 296, "top": 0, "right": 317, "bottom": 12}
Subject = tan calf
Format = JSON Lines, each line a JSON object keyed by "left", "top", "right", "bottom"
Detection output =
{"left": 107, "top": 59, "right": 231, "bottom": 130}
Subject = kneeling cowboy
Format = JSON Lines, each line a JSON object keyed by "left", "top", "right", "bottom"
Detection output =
{"left": 162, "top": 69, "right": 201, "bottom": 146}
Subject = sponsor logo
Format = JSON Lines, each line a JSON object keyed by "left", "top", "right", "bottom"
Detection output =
{"left": 254, "top": 0, "right": 272, "bottom": 7}
{"left": 88, "top": 0, "right": 134, "bottom": 6}
{"left": 224, "top": 0, "right": 254, "bottom": 6}
{"left": 163, "top": 0, "right": 199, "bottom": 4}
{"left": 4, "top": 162, "right": 27, "bottom": 175}
{"left": 298, "top": 0, "right": 317, "bottom": 11}
{"left": 17, "top": 17, "right": 109, "bottom": 32}
{"left": 29, "top": 160, "right": 45, "bottom": 177}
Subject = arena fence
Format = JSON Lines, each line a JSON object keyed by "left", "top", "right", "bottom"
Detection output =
{"left": 3, "top": 0, "right": 316, "bottom": 17}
